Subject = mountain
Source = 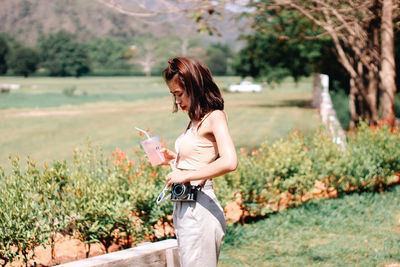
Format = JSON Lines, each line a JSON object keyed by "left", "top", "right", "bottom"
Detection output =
{"left": 0, "top": 0, "right": 246, "bottom": 48}
{"left": 0, "top": 0, "right": 146, "bottom": 44}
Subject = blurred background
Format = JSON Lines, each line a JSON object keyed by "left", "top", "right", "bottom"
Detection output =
{"left": 0, "top": 0, "right": 323, "bottom": 167}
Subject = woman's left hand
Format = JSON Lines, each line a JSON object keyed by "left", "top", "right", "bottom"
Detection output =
{"left": 165, "top": 170, "right": 190, "bottom": 187}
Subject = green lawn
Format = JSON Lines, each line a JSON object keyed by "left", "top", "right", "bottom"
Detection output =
{"left": 220, "top": 185, "right": 400, "bottom": 267}
{"left": 0, "top": 76, "right": 319, "bottom": 168}
{"left": 0, "top": 77, "right": 169, "bottom": 109}
{"left": 2, "top": 76, "right": 398, "bottom": 266}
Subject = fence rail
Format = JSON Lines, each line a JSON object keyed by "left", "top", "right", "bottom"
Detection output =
{"left": 313, "top": 73, "right": 347, "bottom": 147}
{"left": 56, "top": 239, "right": 180, "bottom": 267}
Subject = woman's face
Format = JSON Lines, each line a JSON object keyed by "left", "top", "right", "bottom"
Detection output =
{"left": 168, "top": 79, "right": 190, "bottom": 111}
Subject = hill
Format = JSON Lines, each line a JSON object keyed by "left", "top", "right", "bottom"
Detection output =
{"left": 0, "top": 0, "right": 154, "bottom": 44}
{"left": 0, "top": 0, "right": 244, "bottom": 47}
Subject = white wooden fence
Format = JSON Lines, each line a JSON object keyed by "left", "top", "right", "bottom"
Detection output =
{"left": 56, "top": 239, "right": 180, "bottom": 267}
{"left": 313, "top": 73, "right": 347, "bottom": 147}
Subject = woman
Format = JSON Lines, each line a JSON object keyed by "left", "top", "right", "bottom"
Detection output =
{"left": 159, "top": 57, "right": 238, "bottom": 267}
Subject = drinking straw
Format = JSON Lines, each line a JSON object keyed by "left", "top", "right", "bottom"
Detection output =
{"left": 135, "top": 127, "right": 151, "bottom": 139}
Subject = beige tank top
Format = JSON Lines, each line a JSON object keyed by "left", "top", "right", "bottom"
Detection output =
{"left": 174, "top": 111, "right": 219, "bottom": 178}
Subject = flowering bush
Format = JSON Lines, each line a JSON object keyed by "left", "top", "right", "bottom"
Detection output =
{"left": 0, "top": 122, "right": 399, "bottom": 265}
{"left": 0, "top": 144, "right": 173, "bottom": 266}
{"left": 215, "top": 122, "right": 400, "bottom": 222}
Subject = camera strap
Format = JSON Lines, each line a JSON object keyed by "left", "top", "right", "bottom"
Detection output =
{"left": 196, "top": 179, "right": 205, "bottom": 190}
{"left": 156, "top": 185, "right": 171, "bottom": 204}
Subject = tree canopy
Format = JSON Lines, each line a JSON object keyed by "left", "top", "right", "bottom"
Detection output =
{"left": 205, "top": 43, "right": 233, "bottom": 75}
{"left": 8, "top": 46, "right": 40, "bottom": 77}
{"left": 234, "top": 7, "right": 348, "bottom": 88}
{"left": 226, "top": 0, "right": 399, "bottom": 128}
{"left": 0, "top": 35, "right": 9, "bottom": 75}
{"left": 86, "top": 38, "right": 132, "bottom": 71}
{"left": 38, "top": 31, "right": 90, "bottom": 77}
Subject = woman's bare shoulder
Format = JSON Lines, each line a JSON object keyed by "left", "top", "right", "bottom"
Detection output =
{"left": 208, "top": 110, "right": 227, "bottom": 121}
{"left": 199, "top": 110, "right": 227, "bottom": 134}
{"left": 207, "top": 110, "right": 228, "bottom": 129}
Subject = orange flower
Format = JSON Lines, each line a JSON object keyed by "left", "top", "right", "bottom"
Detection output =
{"left": 390, "top": 126, "right": 398, "bottom": 134}
{"left": 239, "top": 147, "right": 247, "bottom": 153}
{"left": 113, "top": 148, "right": 127, "bottom": 161}
{"left": 251, "top": 149, "right": 259, "bottom": 156}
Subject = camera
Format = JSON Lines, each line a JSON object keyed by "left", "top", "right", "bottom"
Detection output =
{"left": 171, "top": 183, "right": 198, "bottom": 202}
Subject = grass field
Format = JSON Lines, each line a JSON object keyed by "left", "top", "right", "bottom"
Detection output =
{"left": 220, "top": 185, "right": 400, "bottom": 267}
{"left": 2, "top": 77, "right": 399, "bottom": 266}
{"left": 0, "top": 76, "right": 320, "bottom": 168}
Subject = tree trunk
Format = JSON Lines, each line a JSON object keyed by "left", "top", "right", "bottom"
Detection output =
{"left": 144, "top": 67, "right": 151, "bottom": 77}
{"left": 366, "top": 68, "right": 379, "bottom": 124}
{"left": 349, "top": 78, "right": 358, "bottom": 131}
{"left": 348, "top": 18, "right": 380, "bottom": 127}
{"left": 143, "top": 53, "right": 153, "bottom": 77}
{"left": 379, "top": 0, "right": 397, "bottom": 125}
{"left": 366, "top": 9, "right": 381, "bottom": 125}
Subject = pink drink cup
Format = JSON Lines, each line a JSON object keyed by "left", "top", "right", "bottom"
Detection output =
{"left": 140, "top": 136, "right": 165, "bottom": 166}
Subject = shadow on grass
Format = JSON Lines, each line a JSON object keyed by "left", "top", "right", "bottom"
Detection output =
{"left": 244, "top": 99, "right": 313, "bottom": 109}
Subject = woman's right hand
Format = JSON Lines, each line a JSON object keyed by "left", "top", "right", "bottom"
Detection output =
{"left": 156, "top": 148, "right": 176, "bottom": 166}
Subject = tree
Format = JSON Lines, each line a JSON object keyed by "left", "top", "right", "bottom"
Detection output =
{"left": 379, "top": 0, "right": 397, "bottom": 123}
{"left": 0, "top": 35, "right": 9, "bottom": 74}
{"left": 8, "top": 46, "right": 40, "bottom": 77}
{"left": 263, "top": 0, "right": 399, "bottom": 129}
{"left": 130, "top": 35, "right": 178, "bottom": 77}
{"left": 38, "top": 31, "right": 90, "bottom": 77}
{"left": 86, "top": 37, "right": 132, "bottom": 72}
{"left": 205, "top": 43, "right": 232, "bottom": 75}
{"left": 63, "top": 43, "right": 91, "bottom": 77}
{"left": 209, "top": 0, "right": 399, "bottom": 129}
{"left": 233, "top": 9, "right": 332, "bottom": 84}
{"left": 395, "top": 27, "right": 400, "bottom": 92}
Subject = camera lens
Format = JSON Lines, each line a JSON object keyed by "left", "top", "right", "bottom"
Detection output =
{"left": 173, "top": 184, "right": 186, "bottom": 197}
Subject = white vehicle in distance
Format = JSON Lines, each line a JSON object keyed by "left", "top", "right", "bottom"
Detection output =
{"left": 228, "top": 81, "right": 262, "bottom": 93}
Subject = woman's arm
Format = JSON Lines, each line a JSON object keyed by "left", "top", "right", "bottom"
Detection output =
{"left": 166, "top": 110, "right": 237, "bottom": 186}
{"left": 157, "top": 148, "right": 177, "bottom": 166}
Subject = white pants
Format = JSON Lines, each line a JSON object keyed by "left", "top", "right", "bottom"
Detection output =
{"left": 173, "top": 185, "right": 226, "bottom": 267}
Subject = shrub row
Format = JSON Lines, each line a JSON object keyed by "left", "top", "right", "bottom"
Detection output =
{"left": 1, "top": 122, "right": 399, "bottom": 266}
{"left": 215, "top": 122, "right": 400, "bottom": 221}
{"left": 0, "top": 145, "right": 173, "bottom": 266}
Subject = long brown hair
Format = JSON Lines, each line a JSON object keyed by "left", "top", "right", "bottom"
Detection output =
{"left": 162, "top": 57, "right": 224, "bottom": 121}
